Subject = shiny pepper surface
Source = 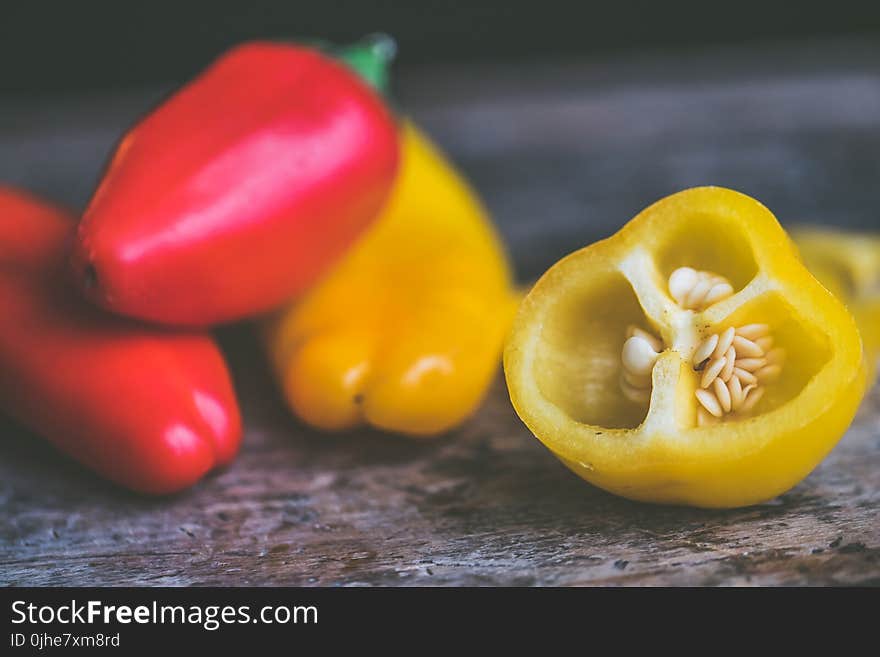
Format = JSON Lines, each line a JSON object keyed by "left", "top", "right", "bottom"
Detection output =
{"left": 504, "top": 187, "right": 866, "bottom": 508}
{"left": 791, "top": 227, "right": 880, "bottom": 382}
{"left": 263, "top": 122, "right": 518, "bottom": 436}
{"left": 0, "top": 188, "right": 241, "bottom": 494}
{"left": 71, "top": 41, "right": 399, "bottom": 326}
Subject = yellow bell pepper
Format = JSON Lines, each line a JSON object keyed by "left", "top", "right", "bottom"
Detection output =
{"left": 262, "top": 122, "right": 518, "bottom": 436}
{"left": 504, "top": 187, "right": 866, "bottom": 508}
{"left": 791, "top": 227, "right": 880, "bottom": 382}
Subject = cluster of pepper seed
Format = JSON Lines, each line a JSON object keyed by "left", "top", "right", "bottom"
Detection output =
{"left": 668, "top": 267, "right": 734, "bottom": 310}
{"left": 692, "top": 324, "right": 784, "bottom": 425}
{"left": 620, "top": 325, "right": 663, "bottom": 405}
{"left": 667, "top": 267, "right": 783, "bottom": 423}
{"left": 619, "top": 267, "right": 785, "bottom": 423}
{"left": 619, "top": 268, "right": 735, "bottom": 405}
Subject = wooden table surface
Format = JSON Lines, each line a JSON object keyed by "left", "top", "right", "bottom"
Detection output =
{"left": 1, "top": 40, "right": 879, "bottom": 586}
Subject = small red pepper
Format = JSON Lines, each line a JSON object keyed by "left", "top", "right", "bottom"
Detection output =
{"left": 0, "top": 188, "right": 242, "bottom": 494}
{"left": 71, "top": 41, "right": 399, "bottom": 326}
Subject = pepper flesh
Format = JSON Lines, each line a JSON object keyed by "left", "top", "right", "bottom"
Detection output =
{"left": 262, "top": 122, "right": 518, "bottom": 436}
{"left": 71, "top": 41, "right": 399, "bottom": 327}
{"left": 791, "top": 227, "right": 880, "bottom": 382}
{"left": 504, "top": 187, "right": 866, "bottom": 508}
{"left": 0, "top": 188, "right": 241, "bottom": 494}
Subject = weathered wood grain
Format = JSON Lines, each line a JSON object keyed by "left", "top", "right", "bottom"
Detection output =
{"left": 1, "top": 327, "right": 878, "bottom": 587}
{"left": 1, "top": 40, "right": 879, "bottom": 586}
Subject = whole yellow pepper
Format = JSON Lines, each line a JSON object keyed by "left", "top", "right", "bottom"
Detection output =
{"left": 262, "top": 122, "right": 518, "bottom": 436}
{"left": 791, "top": 227, "right": 880, "bottom": 382}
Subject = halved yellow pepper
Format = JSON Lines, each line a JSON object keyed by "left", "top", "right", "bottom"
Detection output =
{"left": 504, "top": 187, "right": 866, "bottom": 508}
{"left": 262, "top": 122, "right": 518, "bottom": 436}
{"left": 791, "top": 227, "right": 880, "bottom": 382}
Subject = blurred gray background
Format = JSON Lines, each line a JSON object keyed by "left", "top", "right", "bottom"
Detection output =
{"left": 2, "top": 2, "right": 879, "bottom": 280}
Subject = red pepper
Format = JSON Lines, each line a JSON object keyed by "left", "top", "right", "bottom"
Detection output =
{"left": 0, "top": 188, "right": 242, "bottom": 494}
{"left": 71, "top": 41, "right": 399, "bottom": 326}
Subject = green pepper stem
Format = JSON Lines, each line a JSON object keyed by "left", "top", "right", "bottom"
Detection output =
{"left": 335, "top": 33, "right": 397, "bottom": 94}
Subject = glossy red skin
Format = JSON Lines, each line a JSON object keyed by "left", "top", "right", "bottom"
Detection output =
{"left": 71, "top": 41, "right": 399, "bottom": 326}
{"left": 0, "top": 188, "right": 242, "bottom": 494}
